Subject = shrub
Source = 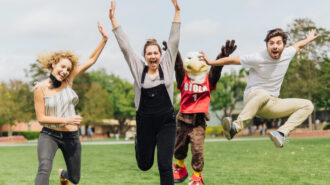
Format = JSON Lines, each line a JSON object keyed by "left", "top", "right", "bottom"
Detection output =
{"left": 323, "top": 123, "right": 330, "bottom": 130}
{"left": 0, "top": 131, "right": 40, "bottom": 140}
{"left": 205, "top": 126, "right": 223, "bottom": 137}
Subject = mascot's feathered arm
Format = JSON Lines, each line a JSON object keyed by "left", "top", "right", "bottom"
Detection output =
{"left": 163, "top": 41, "right": 185, "bottom": 89}
{"left": 174, "top": 51, "right": 184, "bottom": 88}
{"left": 209, "top": 40, "right": 237, "bottom": 87}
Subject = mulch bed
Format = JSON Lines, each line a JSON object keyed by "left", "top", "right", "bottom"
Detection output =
{"left": 0, "top": 136, "right": 27, "bottom": 143}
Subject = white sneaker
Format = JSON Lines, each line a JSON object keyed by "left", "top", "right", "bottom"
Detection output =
{"left": 269, "top": 131, "right": 285, "bottom": 148}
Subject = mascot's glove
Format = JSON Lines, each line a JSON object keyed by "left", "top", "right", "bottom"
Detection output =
{"left": 210, "top": 40, "right": 237, "bottom": 87}
{"left": 162, "top": 41, "right": 168, "bottom": 51}
{"left": 217, "top": 40, "right": 237, "bottom": 59}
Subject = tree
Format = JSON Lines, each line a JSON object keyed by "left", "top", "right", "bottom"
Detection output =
{"left": 313, "top": 57, "right": 330, "bottom": 109}
{"left": 0, "top": 80, "right": 34, "bottom": 136}
{"left": 24, "top": 63, "right": 48, "bottom": 87}
{"left": 81, "top": 83, "right": 113, "bottom": 125}
{"left": 281, "top": 18, "right": 330, "bottom": 128}
{"left": 89, "top": 69, "right": 136, "bottom": 137}
{"left": 72, "top": 73, "right": 93, "bottom": 113}
{"left": 210, "top": 69, "right": 247, "bottom": 121}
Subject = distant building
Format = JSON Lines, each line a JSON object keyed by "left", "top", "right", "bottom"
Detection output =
{"left": 1, "top": 121, "right": 42, "bottom": 132}
{"left": 1, "top": 119, "right": 137, "bottom": 139}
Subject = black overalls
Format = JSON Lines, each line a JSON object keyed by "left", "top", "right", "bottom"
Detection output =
{"left": 135, "top": 66, "right": 176, "bottom": 185}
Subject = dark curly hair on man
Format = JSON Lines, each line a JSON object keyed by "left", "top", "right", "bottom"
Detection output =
{"left": 264, "top": 28, "right": 288, "bottom": 45}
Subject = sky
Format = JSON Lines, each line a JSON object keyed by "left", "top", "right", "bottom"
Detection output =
{"left": 0, "top": 0, "right": 329, "bottom": 83}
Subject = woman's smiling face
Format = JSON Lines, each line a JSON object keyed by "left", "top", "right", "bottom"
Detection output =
{"left": 51, "top": 58, "right": 72, "bottom": 81}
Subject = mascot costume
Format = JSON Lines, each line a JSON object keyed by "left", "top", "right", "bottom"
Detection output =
{"left": 163, "top": 40, "right": 236, "bottom": 185}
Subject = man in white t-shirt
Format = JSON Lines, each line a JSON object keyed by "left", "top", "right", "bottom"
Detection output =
{"left": 201, "top": 28, "right": 320, "bottom": 148}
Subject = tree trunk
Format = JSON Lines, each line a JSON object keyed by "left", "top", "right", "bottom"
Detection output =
{"left": 308, "top": 115, "right": 313, "bottom": 130}
{"left": 118, "top": 118, "right": 129, "bottom": 138}
{"left": 307, "top": 53, "right": 313, "bottom": 130}
{"left": 8, "top": 124, "right": 13, "bottom": 136}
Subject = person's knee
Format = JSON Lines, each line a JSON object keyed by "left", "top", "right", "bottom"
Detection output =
{"left": 304, "top": 100, "right": 314, "bottom": 114}
{"left": 138, "top": 162, "right": 153, "bottom": 171}
{"left": 38, "top": 159, "right": 52, "bottom": 174}
{"left": 70, "top": 176, "right": 80, "bottom": 184}
{"left": 137, "top": 157, "right": 153, "bottom": 171}
{"left": 136, "top": 152, "right": 153, "bottom": 171}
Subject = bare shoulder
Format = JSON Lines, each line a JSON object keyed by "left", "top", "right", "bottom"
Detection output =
{"left": 34, "top": 79, "right": 50, "bottom": 93}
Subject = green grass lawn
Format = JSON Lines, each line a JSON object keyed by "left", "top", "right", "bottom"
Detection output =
{"left": 0, "top": 137, "right": 329, "bottom": 185}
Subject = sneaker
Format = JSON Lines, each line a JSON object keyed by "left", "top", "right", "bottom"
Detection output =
{"left": 58, "top": 169, "right": 70, "bottom": 185}
{"left": 173, "top": 164, "right": 188, "bottom": 183}
{"left": 60, "top": 177, "right": 70, "bottom": 185}
{"left": 188, "top": 173, "right": 204, "bottom": 185}
{"left": 269, "top": 131, "right": 284, "bottom": 148}
{"left": 222, "top": 117, "right": 237, "bottom": 140}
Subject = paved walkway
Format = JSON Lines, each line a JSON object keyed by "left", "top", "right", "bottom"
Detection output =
{"left": 0, "top": 137, "right": 270, "bottom": 147}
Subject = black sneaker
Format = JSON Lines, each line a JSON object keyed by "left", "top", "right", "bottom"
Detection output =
{"left": 222, "top": 117, "right": 237, "bottom": 140}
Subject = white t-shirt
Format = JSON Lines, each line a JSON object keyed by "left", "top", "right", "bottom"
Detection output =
{"left": 240, "top": 46, "right": 297, "bottom": 98}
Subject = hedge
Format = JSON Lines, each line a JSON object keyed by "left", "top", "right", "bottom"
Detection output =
{"left": 323, "top": 123, "right": 330, "bottom": 130}
{"left": 0, "top": 131, "right": 40, "bottom": 140}
{"left": 205, "top": 126, "right": 223, "bottom": 137}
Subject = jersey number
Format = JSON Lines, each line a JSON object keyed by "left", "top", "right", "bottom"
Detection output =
{"left": 192, "top": 94, "right": 197, "bottom": 102}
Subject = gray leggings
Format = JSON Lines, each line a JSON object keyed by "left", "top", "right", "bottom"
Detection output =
{"left": 35, "top": 127, "right": 81, "bottom": 185}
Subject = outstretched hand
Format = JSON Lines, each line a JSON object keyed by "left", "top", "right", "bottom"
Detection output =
{"left": 199, "top": 51, "right": 212, "bottom": 65}
{"left": 98, "top": 21, "right": 108, "bottom": 40}
{"left": 221, "top": 40, "right": 237, "bottom": 57}
{"left": 171, "top": 0, "right": 180, "bottom": 11}
{"left": 306, "top": 29, "right": 320, "bottom": 42}
{"left": 109, "top": 0, "right": 116, "bottom": 21}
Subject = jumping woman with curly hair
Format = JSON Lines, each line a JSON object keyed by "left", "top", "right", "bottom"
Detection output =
{"left": 34, "top": 22, "right": 108, "bottom": 185}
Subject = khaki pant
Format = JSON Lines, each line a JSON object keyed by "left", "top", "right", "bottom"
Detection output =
{"left": 235, "top": 89, "right": 314, "bottom": 136}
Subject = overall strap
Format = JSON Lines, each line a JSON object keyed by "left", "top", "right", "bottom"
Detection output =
{"left": 141, "top": 66, "right": 149, "bottom": 84}
{"left": 158, "top": 65, "right": 164, "bottom": 81}
{"left": 141, "top": 65, "right": 165, "bottom": 84}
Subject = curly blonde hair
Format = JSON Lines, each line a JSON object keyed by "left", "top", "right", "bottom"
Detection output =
{"left": 37, "top": 50, "right": 79, "bottom": 71}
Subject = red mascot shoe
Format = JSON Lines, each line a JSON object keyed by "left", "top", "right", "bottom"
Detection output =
{"left": 188, "top": 173, "right": 204, "bottom": 185}
{"left": 173, "top": 164, "right": 188, "bottom": 183}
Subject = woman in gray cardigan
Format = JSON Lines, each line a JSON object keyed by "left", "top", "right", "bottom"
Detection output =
{"left": 109, "top": 0, "right": 180, "bottom": 184}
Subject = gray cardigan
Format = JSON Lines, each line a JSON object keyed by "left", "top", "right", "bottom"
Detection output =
{"left": 113, "top": 22, "right": 181, "bottom": 110}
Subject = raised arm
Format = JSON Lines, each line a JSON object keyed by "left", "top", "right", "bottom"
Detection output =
{"left": 292, "top": 29, "right": 320, "bottom": 52}
{"left": 34, "top": 85, "right": 82, "bottom": 125}
{"left": 172, "top": 0, "right": 180, "bottom": 23}
{"left": 163, "top": 41, "right": 185, "bottom": 88}
{"left": 201, "top": 52, "right": 240, "bottom": 66}
{"left": 69, "top": 22, "right": 108, "bottom": 81}
{"left": 164, "top": 0, "right": 181, "bottom": 70}
{"left": 109, "top": 0, "right": 145, "bottom": 85}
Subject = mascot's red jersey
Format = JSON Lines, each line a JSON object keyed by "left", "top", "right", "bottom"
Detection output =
{"left": 179, "top": 74, "right": 216, "bottom": 113}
